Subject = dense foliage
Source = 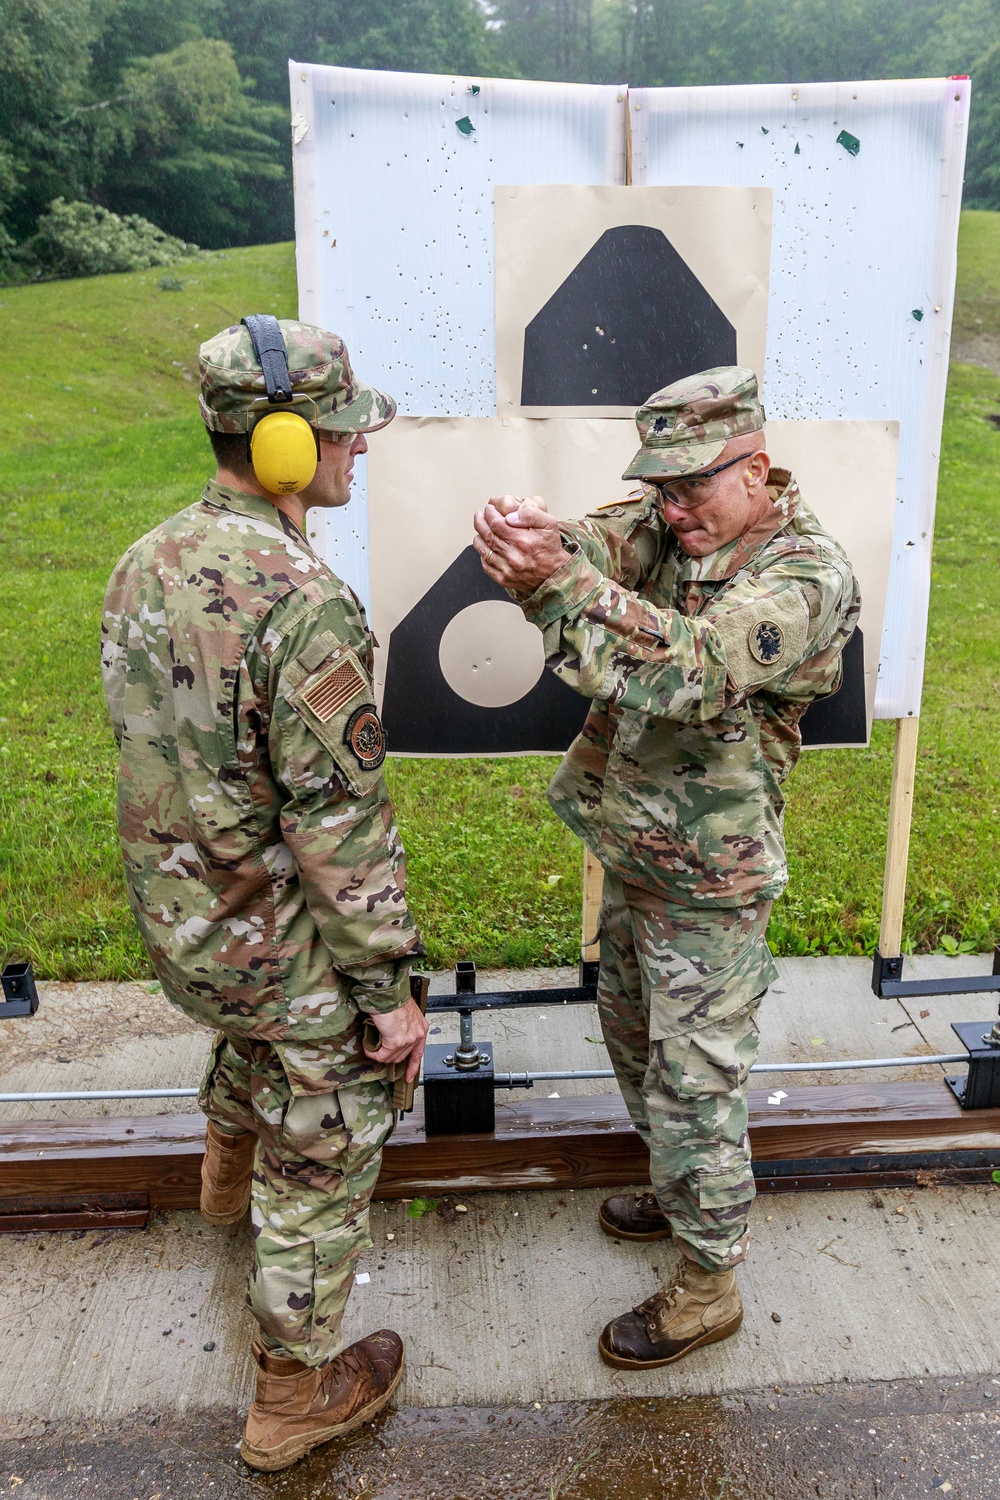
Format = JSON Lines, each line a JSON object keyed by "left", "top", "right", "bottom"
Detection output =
{"left": 1, "top": 0, "right": 998, "bottom": 279}
{"left": 6, "top": 197, "right": 198, "bottom": 281}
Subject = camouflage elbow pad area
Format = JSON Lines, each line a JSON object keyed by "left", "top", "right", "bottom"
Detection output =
{"left": 597, "top": 872, "right": 775, "bottom": 1271}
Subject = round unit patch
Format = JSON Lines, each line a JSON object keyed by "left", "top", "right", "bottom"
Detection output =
{"left": 748, "top": 619, "right": 784, "bottom": 666}
{"left": 343, "top": 704, "right": 386, "bottom": 771}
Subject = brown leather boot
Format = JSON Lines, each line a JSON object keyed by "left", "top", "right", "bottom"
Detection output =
{"left": 200, "top": 1121, "right": 256, "bottom": 1226}
{"left": 599, "top": 1257, "right": 742, "bottom": 1369}
{"left": 240, "top": 1331, "right": 404, "bottom": 1471}
{"left": 598, "top": 1191, "right": 672, "bottom": 1241}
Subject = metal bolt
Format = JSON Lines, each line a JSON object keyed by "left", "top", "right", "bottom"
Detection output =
{"left": 453, "top": 1009, "right": 483, "bottom": 1070}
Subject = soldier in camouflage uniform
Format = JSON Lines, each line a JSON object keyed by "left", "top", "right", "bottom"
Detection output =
{"left": 102, "top": 318, "right": 428, "bottom": 1469}
{"left": 474, "top": 368, "right": 860, "bottom": 1369}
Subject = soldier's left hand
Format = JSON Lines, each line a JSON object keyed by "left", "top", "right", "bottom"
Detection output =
{"left": 473, "top": 499, "right": 569, "bottom": 592}
{"left": 363, "top": 998, "right": 429, "bottom": 1082}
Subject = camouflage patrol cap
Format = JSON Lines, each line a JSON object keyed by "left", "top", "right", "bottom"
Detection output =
{"left": 199, "top": 319, "right": 395, "bottom": 435}
{"left": 622, "top": 367, "right": 764, "bottom": 481}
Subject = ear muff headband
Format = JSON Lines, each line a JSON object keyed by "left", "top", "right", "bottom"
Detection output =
{"left": 242, "top": 314, "right": 293, "bottom": 404}
{"left": 241, "top": 314, "right": 318, "bottom": 495}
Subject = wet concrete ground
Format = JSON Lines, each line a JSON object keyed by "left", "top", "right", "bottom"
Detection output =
{"left": 3, "top": 956, "right": 999, "bottom": 1496}
{"left": 1, "top": 1375, "right": 999, "bottom": 1499}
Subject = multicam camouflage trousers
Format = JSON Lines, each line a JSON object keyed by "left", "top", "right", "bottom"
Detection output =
{"left": 199, "top": 1035, "right": 393, "bottom": 1367}
{"left": 598, "top": 871, "right": 778, "bottom": 1273}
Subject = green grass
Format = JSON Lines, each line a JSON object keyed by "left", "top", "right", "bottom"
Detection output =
{"left": 772, "top": 358, "right": 1000, "bottom": 957}
{"left": 952, "top": 209, "right": 1000, "bottom": 358}
{"left": 1, "top": 224, "right": 999, "bottom": 978}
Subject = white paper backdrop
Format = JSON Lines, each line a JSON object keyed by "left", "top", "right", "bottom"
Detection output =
{"left": 630, "top": 78, "right": 969, "bottom": 716}
{"left": 289, "top": 66, "right": 969, "bottom": 722}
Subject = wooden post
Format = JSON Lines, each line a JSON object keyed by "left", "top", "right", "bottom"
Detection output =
{"left": 878, "top": 715, "right": 921, "bottom": 959}
{"left": 582, "top": 846, "right": 604, "bottom": 962}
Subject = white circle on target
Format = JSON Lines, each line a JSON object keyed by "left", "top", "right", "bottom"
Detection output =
{"left": 438, "top": 600, "right": 545, "bottom": 708}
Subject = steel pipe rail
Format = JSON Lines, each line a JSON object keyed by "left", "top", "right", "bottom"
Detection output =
{"left": 0, "top": 1054, "right": 973, "bottom": 1105}
{"left": 0, "top": 1087, "right": 200, "bottom": 1103}
{"left": 749, "top": 1054, "right": 967, "bottom": 1073}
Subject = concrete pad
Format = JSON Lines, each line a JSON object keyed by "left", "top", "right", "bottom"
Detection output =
{"left": 2, "top": 1180, "right": 1000, "bottom": 1425}
{"left": 347, "top": 1181, "right": 1000, "bottom": 1407}
{"left": 892, "top": 953, "right": 1000, "bottom": 1060}
{"left": 0, "top": 981, "right": 209, "bottom": 1123}
{"left": 0, "top": 955, "right": 998, "bottom": 1453}
{"left": 1, "top": 1212, "right": 257, "bottom": 1422}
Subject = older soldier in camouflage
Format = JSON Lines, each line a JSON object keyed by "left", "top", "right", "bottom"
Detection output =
{"left": 474, "top": 368, "right": 860, "bottom": 1370}
{"left": 102, "top": 319, "right": 428, "bottom": 1469}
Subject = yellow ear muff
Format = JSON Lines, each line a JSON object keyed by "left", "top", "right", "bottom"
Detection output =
{"left": 249, "top": 410, "right": 318, "bottom": 494}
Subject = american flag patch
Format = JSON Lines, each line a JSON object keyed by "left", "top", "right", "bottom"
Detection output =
{"left": 302, "top": 659, "right": 366, "bottom": 723}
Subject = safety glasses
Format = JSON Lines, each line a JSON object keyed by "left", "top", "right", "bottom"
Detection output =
{"left": 652, "top": 451, "right": 750, "bottom": 509}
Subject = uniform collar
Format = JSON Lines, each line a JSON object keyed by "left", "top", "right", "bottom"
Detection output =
{"left": 674, "top": 468, "right": 800, "bottom": 582}
{"left": 202, "top": 477, "right": 310, "bottom": 547}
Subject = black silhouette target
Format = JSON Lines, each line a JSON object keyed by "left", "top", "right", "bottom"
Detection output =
{"left": 381, "top": 546, "right": 590, "bottom": 754}
{"left": 382, "top": 552, "right": 866, "bottom": 755}
{"left": 379, "top": 219, "right": 865, "bottom": 756}
{"left": 799, "top": 628, "right": 866, "bottom": 746}
{"left": 521, "top": 225, "right": 737, "bottom": 408}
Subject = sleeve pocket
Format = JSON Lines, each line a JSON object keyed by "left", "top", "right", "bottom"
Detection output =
{"left": 712, "top": 588, "right": 810, "bottom": 693}
{"left": 287, "top": 646, "right": 387, "bottom": 798}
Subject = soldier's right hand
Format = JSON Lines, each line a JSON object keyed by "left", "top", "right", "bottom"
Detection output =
{"left": 488, "top": 493, "right": 547, "bottom": 517}
{"left": 363, "top": 999, "right": 429, "bottom": 1083}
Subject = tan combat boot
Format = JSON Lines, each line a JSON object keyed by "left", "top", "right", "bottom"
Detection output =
{"left": 598, "top": 1256, "right": 743, "bottom": 1369}
{"left": 200, "top": 1121, "right": 257, "bottom": 1225}
{"left": 240, "top": 1331, "right": 404, "bottom": 1471}
{"left": 598, "top": 1191, "right": 672, "bottom": 1241}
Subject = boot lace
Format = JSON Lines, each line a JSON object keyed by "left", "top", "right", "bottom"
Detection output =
{"left": 635, "top": 1262, "right": 686, "bottom": 1323}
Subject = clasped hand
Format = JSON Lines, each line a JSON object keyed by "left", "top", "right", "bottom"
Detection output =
{"left": 472, "top": 495, "right": 570, "bottom": 594}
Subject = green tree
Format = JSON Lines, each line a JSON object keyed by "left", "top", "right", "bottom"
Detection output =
{"left": 0, "top": 0, "right": 95, "bottom": 243}
{"left": 488, "top": 0, "right": 623, "bottom": 82}
{"left": 87, "top": 0, "right": 208, "bottom": 93}
{"left": 210, "top": 0, "right": 501, "bottom": 106}
{"left": 910, "top": 0, "right": 1000, "bottom": 207}
{"left": 92, "top": 38, "right": 288, "bottom": 247}
{"left": 964, "top": 41, "right": 1000, "bottom": 206}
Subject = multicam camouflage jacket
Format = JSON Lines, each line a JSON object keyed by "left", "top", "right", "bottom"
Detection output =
{"left": 102, "top": 479, "right": 422, "bottom": 1092}
{"left": 519, "top": 470, "right": 860, "bottom": 907}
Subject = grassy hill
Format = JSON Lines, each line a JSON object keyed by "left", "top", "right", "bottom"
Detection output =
{"left": 1, "top": 224, "right": 998, "bottom": 978}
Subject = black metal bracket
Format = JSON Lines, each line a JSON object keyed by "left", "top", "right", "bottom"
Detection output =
{"left": 0, "top": 961, "right": 39, "bottom": 1019}
{"left": 422, "top": 1042, "right": 496, "bottom": 1135}
{"left": 421, "top": 958, "right": 601, "bottom": 1134}
{"left": 945, "top": 1019, "right": 1000, "bottom": 1110}
{"left": 871, "top": 946, "right": 1000, "bottom": 999}
{"left": 426, "top": 959, "right": 597, "bottom": 1016}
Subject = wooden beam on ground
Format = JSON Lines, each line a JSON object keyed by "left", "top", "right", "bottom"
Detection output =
{"left": 0, "top": 1191, "right": 149, "bottom": 1233}
{"left": 1, "top": 1082, "right": 999, "bottom": 1225}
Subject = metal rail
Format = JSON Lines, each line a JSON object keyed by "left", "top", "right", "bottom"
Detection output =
{"left": 426, "top": 986, "right": 597, "bottom": 1014}
{"left": 0, "top": 1053, "right": 972, "bottom": 1105}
